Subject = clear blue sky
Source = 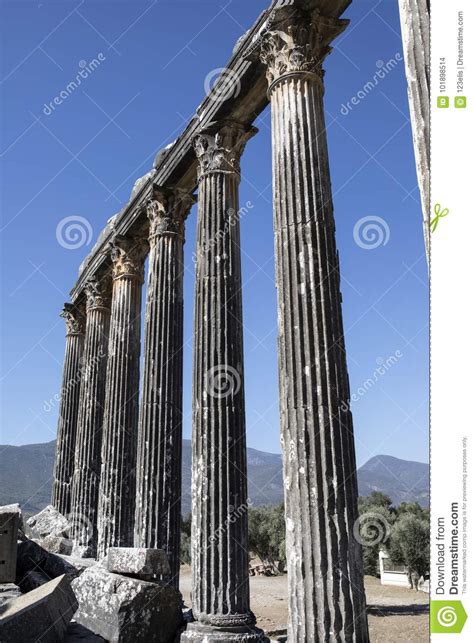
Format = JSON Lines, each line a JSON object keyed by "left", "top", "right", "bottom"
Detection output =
{"left": 0, "top": 0, "right": 428, "bottom": 466}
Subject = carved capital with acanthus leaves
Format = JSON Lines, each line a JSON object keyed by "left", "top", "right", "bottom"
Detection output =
{"left": 193, "top": 120, "right": 258, "bottom": 181}
{"left": 84, "top": 277, "right": 111, "bottom": 311}
{"left": 147, "top": 188, "right": 196, "bottom": 244}
{"left": 246, "top": 7, "right": 348, "bottom": 92}
{"left": 61, "top": 302, "right": 85, "bottom": 336}
{"left": 109, "top": 235, "right": 148, "bottom": 281}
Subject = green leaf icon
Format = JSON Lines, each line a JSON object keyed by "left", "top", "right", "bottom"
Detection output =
{"left": 431, "top": 601, "right": 468, "bottom": 634}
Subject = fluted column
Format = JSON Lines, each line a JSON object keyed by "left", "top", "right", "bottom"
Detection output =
{"left": 250, "top": 5, "right": 369, "bottom": 642}
{"left": 70, "top": 276, "right": 111, "bottom": 558}
{"left": 134, "top": 188, "right": 195, "bottom": 587}
{"left": 52, "top": 303, "right": 85, "bottom": 516}
{"left": 182, "top": 121, "right": 264, "bottom": 642}
{"left": 97, "top": 235, "right": 147, "bottom": 558}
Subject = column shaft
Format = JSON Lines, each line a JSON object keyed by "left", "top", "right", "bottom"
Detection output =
{"left": 70, "top": 278, "right": 111, "bottom": 557}
{"left": 97, "top": 236, "right": 147, "bottom": 558}
{"left": 52, "top": 304, "right": 85, "bottom": 516}
{"left": 252, "top": 6, "right": 369, "bottom": 641}
{"left": 183, "top": 121, "right": 264, "bottom": 642}
{"left": 134, "top": 189, "right": 194, "bottom": 587}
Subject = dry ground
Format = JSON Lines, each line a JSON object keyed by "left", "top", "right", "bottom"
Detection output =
{"left": 179, "top": 567, "right": 429, "bottom": 642}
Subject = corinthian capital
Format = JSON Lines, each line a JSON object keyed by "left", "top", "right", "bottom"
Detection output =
{"left": 248, "top": 7, "right": 348, "bottom": 90}
{"left": 61, "top": 302, "right": 85, "bottom": 336}
{"left": 109, "top": 235, "right": 148, "bottom": 281}
{"left": 84, "top": 276, "right": 111, "bottom": 311}
{"left": 193, "top": 120, "right": 257, "bottom": 181}
{"left": 147, "top": 188, "right": 196, "bottom": 243}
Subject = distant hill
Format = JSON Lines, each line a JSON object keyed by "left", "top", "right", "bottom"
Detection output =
{"left": 0, "top": 440, "right": 428, "bottom": 515}
{"left": 357, "top": 454, "right": 429, "bottom": 507}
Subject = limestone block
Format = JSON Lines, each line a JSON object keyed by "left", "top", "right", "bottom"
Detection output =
{"left": 16, "top": 538, "right": 79, "bottom": 592}
{"left": 105, "top": 547, "right": 170, "bottom": 579}
{"left": 39, "top": 533, "right": 74, "bottom": 556}
{"left": 0, "top": 574, "right": 78, "bottom": 642}
{"left": 26, "top": 504, "right": 70, "bottom": 539}
{"left": 72, "top": 566, "right": 182, "bottom": 642}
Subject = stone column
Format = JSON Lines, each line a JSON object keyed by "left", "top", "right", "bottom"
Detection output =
{"left": 134, "top": 188, "right": 195, "bottom": 587}
{"left": 398, "top": 0, "right": 430, "bottom": 261}
{"left": 97, "top": 235, "right": 147, "bottom": 558}
{"left": 52, "top": 303, "right": 85, "bottom": 516}
{"left": 250, "top": 5, "right": 369, "bottom": 642}
{"left": 70, "top": 276, "right": 111, "bottom": 557}
{"left": 182, "top": 121, "right": 264, "bottom": 642}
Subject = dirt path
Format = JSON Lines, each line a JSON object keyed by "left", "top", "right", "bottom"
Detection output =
{"left": 179, "top": 567, "right": 429, "bottom": 641}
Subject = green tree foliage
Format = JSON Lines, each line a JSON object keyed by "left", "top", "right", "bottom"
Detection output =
{"left": 388, "top": 514, "right": 429, "bottom": 590}
{"left": 397, "top": 501, "right": 429, "bottom": 521}
{"left": 248, "top": 504, "right": 286, "bottom": 573}
{"left": 357, "top": 494, "right": 396, "bottom": 576}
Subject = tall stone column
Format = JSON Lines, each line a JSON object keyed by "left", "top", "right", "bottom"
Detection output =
{"left": 70, "top": 276, "right": 111, "bottom": 558}
{"left": 52, "top": 303, "right": 85, "bottom": 516}
{"left": 250, "top": 5, "right": 369, "bottom": 642}
{"left": 183, "top": 121, "right": 264, "bottom": 642}
{"left": 134, "top": 188, "right": 195, "bottom": 587}
{"left": 97, "top": 235, "right": 147, "bottom": 558}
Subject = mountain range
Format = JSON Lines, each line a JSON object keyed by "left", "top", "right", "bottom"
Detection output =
{"left": 0, "top": 439, "right": 428, "bottom": 515}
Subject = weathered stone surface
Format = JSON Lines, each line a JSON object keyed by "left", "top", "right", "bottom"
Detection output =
{"left": 70, "top": 276, "right": 111, "bottom": 558}
{"left": 38, "top": 534, "right": 73, "bottom": 556}
{"left": 51, "top": 303, "right": 85, "bottom": 516}
{"left": 27, "top": 504, "right": 70, "bottom": 539}
{"left": 183, "top": 120, "right": 264, "bottom": 642}
{"left": 0, "top": 504, "right": 21, "bottom": 583}
{"left": 134, "top": 188, "right": 195, "bottom": 588}
{"left": 97, "top": 236, "right": 148, "bottom": 557}
{"left": 16, "top": 538, "right": 79, "bottom": 592}
{"left": 398, "top": 0, "right": 430, "bottom": 259}
{"left": 130, "top": 170, "right": 155, "bottom": 199}
{"left": 0, "top": 583, "right": 21, "bottom": 609}
{"left": 72, "top": 566, "right": 182, "bottom": 642}
{"left": 105, "top": 547, "right": 170, "bottom": 579}
{"left": 252, "top": 5, "right": 369, "bottom": 641}
{"left": 0, "top": 574, "right": 78, "bottom": 642}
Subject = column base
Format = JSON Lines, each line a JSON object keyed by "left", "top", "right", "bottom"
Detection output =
{"left": 180, "top": 621, "right": 268, "bottom": 642}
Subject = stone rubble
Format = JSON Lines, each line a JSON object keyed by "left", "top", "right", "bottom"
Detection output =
{"left": 0, "top": 574, "right": 78, "bottom": 642}
{"left": 105, "top": 547, "right": 170, "bottom": 580}
{"left": 72, "top": 565, "right": 182, "bottom": 643}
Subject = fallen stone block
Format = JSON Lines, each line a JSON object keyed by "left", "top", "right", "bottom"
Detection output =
{"left": 72, "top": 566, "right": 182, "bottom": 642}
{"left": 65, "top": 621, "right": 105, "bottom": 641}
{"left": 0, "top": 504, "right": 21, "bottom": 583}
{"left": 26, "top": 504, "right": 70, "bottom": 539}
{"left": 16, "top": 538, "right": 79, "bottom": 592}
{"left": 105, "top": 547, "right": 170, "bottom": 580}
{"left": 38, "top": 533, "right": 74, "bottom": 556}
{"left": 0, "top": 574, "right": 78, "bottom": 642}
